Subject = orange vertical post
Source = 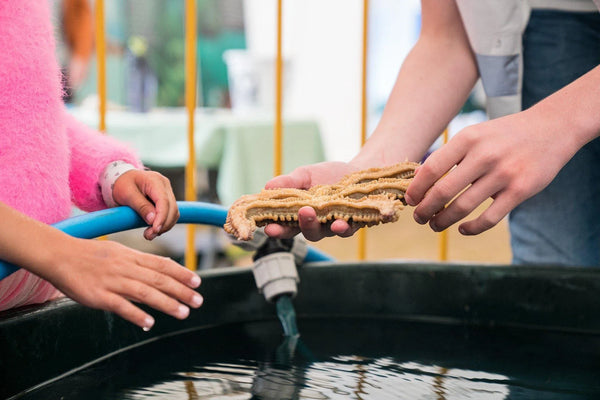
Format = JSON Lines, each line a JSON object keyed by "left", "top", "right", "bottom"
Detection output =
{"left": 184, "top": 0, "right": 198, "bottom": 270}
{"left": 357, "top": 0, "right": 369, "bottom": 261}
{"left": 94, "top": 0, "right": 106, "bottom": 133}
{"left": 438, "top": 128, "right": 449, "bottom": 261}
{"left": 274, "top": 0, "right": 284, "bottom": 177}
{"left": 94, "top": 0, "right": 108, "bottom": 241}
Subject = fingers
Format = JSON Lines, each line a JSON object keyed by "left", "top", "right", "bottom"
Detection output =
{"left": 263, "top": 162, "right": 358, "bottom": 240}
{"left": 55, "top": 240, "right": 203, "bottom": 331}
{"left": 330, "top": 219, "right": 357, "bottom": 238}
{"left": 137, "top": 172, "right": 179, "bottom": 240}
{"left": 147, "top": 255, "right": 201, "bottom": 289}
{"left": 412, "top": 158, "right": 485, "bottom": 228}
{"left": 264, "top": 206, "right": 354, "bottom": 241}
{"left": 103, "top": 293, "right": 156, "bottom": 330}
{"left": 458, "top": 191, "right": 514, "bottom": 235}
{"left": 426, "top": 175, "right": 504, "bottom": 232}
{"left": 113, "top": 170, "right": 179, "bottom": 240}
{"left": 296, "top": 207, "right": 327, "bottom": 241}
{"left": 120, "top": 178, "right": 157, "bottom": 226}
{"left": 264, "top": 223, "right": 300, "bottom": 239}
{"left": 264, "top": 169, "right": 312, "bottom": 239}
{"left": 297, "top": 206, "right": 320, "bottom": 241}
{"left": 133, "top": 254, "right": 203, "bottom": 306}
{"left": 264, "top": 207, "right": 326, "bottom": 240}
{"left": 297, "top": 207, "right": 354, "bottom": 241}
{"left": 114, "top": 255, "right": 203, "bottom": 326}
{"left": 264, "top": 169, "right": 318, "bottom": 239}
{"left": 119, "top": 278, "right": 192, "bottom": 321}
{"left": 265, "top": 167, "right": 312, "bottom": 190}
{"left": 405, "top": 143, "right": 466, "bottom": 207}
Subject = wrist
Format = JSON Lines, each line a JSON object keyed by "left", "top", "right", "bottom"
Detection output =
{"left": 350, "top": 128, "right": 425, "bottom": 170}
{"left": 99, "top": 161, "right": 138, "bottom": 207}
{"left": 2, "top": 219, "right": 74, "bottom": 280}
{"left": 527, "top": 66, "right": 600, "bottom": 158}
{"left": 524, "top": 102, "right": 585, "bottom": 164}
{"left": 31, "top": 233, "right": 79, "bottom": 280}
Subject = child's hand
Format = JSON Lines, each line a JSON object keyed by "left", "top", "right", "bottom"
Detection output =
{"left": 49, "top": 237, "right": 202, "bottom": 330}
{"left": 112, "top": 170, "right": 179, "bottom": 240}
{"left": 0, "top": 201, "right": 200, "bottom": 330}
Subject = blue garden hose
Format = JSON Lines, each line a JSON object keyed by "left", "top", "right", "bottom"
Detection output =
{"left": 0, "top": 201, "right": 333, "bottom": 280}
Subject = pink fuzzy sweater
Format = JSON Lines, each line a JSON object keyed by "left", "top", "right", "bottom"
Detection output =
{"left": 0, "top": 2, "right": 142, "bottom": 309}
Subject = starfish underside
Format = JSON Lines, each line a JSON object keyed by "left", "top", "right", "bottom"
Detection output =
{"left": 224, "top": 161, "right": 419, "bottom": 240}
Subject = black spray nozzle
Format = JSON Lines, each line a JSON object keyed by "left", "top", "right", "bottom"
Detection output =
{"left": 253, "top": 237, "right": 296, "bottom": 262}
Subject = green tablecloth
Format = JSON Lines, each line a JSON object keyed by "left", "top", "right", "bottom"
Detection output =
{"left": 68, "top": 108, "right": 325, "bottom": 206}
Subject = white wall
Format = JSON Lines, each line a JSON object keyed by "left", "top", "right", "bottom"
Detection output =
{"left": 243, "top": 0, "right": 420, "bottom": 162}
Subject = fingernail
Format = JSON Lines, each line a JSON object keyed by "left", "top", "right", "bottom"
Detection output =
{"left": 459, "top": 226, "right": 467, "bottom": 235}
{"left": 178, "top": 304, "right": 190, "bottom": 319}
{"left": 405, "top": 194, "right": 415, "bottom": 206}
{"left": 142, "top": 316, "right": 155, "bottom": 331}
{"left": 306, "top": 216, "right": 314, "bottom": 223}
{"left": 413, "top": 213, "right": 425, "bottom": 225}
{"left": 191, "top": 294, "right": 203, "bottom": 307}
{"left": 430, "top": 220, "right": 439, "bottom": 232}
{"left": 190, "top": 275, "right": 201, "bottom": 288}
{"left": 155, "top": 225, "right": 163, "bottom": 234}
{"left": 146, "top": 212, "right": 156, "bottom": 224}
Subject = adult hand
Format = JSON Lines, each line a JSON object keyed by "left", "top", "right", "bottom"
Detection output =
{"left": 263, "top": 161, "right": 360, "bottom": 241}
{"left": 48, "top": 236, "right": 202, "bottom": 330}
{"left": 405, "top": 110, "right": 574, "bottom": 235}
{"left": 112, "top": 170, "right": 179, "bottom": 240}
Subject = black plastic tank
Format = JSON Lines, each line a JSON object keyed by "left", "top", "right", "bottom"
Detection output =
{"left": 3, "top": 261, "right": 600, "bottom": 399}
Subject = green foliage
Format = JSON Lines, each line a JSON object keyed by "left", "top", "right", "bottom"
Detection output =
{"left": 145, "top": 0, "right": 245, "bottom": 107}
{"left": 147, "top": 2, "right": 185, "bottom": 107}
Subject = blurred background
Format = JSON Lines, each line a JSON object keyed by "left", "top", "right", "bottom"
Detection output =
{"left": 54, "top": 0, "right": 509, "bottom": 268}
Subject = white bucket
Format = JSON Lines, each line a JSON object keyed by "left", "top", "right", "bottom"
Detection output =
{"left": 223, "top": 49, "right": 290, "bottom": 114}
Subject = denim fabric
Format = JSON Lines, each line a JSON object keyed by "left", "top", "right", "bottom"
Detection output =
{"left": 509, "top": 10, "right": 600, "bottom": 266}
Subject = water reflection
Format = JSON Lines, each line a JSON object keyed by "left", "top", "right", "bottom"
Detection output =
{"left": 27, "top": 318, "right": 600, "bottom": 399}
{"left": 128, "top": 357, "right": 510, "bottom": 400}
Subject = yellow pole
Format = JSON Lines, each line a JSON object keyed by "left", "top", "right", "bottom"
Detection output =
{"left": 184, "top": 0, "right": 198, "bottom": 270}
{"left": 438, "top": 128, "right": 449, "bottom": 262}
{"left": 274, "top": 0, "right": 284, "bottom": 177}
{"left": 357, "top": 0, "right": 369, "bottom": 261}
{"left": 94, "top": 0, "right": 106, "bottom": 133}
{"left": 94, "top": 0, "right": 108, "bottom": 242}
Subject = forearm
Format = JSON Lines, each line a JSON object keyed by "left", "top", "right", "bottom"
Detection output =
{"left": 352, "top": 1, "right": 478, "bottom": 168}
{"left": 65, "top": 111, "right": 142, "bottom": 211}
{"left": 0, "top": 202, "right": 74, "bottom": 279}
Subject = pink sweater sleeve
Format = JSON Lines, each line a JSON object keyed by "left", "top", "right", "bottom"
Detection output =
{"left": 66, "top": 112, "right": 143, "bottom": 211}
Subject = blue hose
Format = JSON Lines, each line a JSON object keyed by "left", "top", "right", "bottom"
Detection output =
{"left": 0, "top": 201, "right": 333, "bottom": 280}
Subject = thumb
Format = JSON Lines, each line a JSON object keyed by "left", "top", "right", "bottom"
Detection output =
{"left": 265, "top": 174, "right": 299, "bottom": 190}
{"left": 265, "top": 167, "right": 312, "bottom": 190}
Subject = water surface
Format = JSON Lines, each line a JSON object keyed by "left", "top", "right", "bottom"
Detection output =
{"left": 26, "top": 318, "right": 600, "bottom": 399}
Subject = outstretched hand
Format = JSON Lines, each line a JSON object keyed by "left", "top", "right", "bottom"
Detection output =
{"left": 263, "top": 161, "right": 360, "bottom": 241}
{"left": 405, "top": 110, "right": 574, "bottom": 235}
{"left": 112, "top": 170, "right": 180, "bottom": 240}
{"left": 48, "top": 236, "right": 202, "bottom": 330}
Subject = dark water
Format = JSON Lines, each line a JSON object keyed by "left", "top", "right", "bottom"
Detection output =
{"left": 24, "top": 318, "right": 600, "bottom": 399}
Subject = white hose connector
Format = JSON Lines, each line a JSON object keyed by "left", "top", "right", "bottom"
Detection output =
{"left": 229, "top": 228, "right": 308, "bottom": 302}
{"left": 252, "top": 252, "right": 299, "bottom": 302}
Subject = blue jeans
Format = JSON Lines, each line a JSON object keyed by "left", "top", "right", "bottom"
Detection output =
{"left": 510, "top": 10, "right": 600, "bottom": 266}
